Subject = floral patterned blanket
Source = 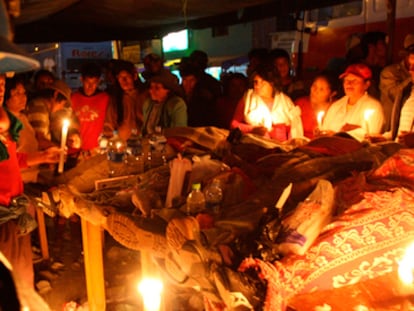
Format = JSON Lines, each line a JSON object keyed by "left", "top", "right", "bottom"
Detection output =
{"left": 239, "top": 148, "right": 414, "bottom": 311}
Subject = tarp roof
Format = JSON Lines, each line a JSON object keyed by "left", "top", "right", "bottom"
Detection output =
{"left": 10, "top": 0, "right": 356, "bottom": 43}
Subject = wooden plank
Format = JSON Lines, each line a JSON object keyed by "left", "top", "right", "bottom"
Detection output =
{"left": 35, "top": 205, "right": 49, "bottom": 260}
{"left": 81, "top": 219, "right": 106, "bottom": 311}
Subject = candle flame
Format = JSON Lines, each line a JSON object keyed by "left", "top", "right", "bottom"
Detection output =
{"left": 138, "top": 277, "right": 163, "bottom": 311}
{"left": 317, "top": 111, "right": 325, "bottom": 126}
{"left": 364, "top": 109, "right": 374, "bottom": 121}
{"left": 398, "top": 242, "right": 414, "bottom": 285}
{"left": 62, "top": 118, "right": 70, "bottom": 129}
{"left": 246, "top": 105, "right": 272, "bottom": 130}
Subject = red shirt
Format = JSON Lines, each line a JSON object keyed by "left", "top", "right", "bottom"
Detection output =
{"left": 295, "top": 96, "right": 318, "bottom": 139}
{"left": 71, "top": 91, "right": 109, "bottom": 151}
{"left": 0, "top": 136, "right": 26, "bottom": 206}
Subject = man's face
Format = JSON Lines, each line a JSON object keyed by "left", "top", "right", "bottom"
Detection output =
{"left": 182, "top": 74, "right": 197, "bottom": 95}
{"left": 274, "top": 57, "right": 290, "bottom": 79}
{"left": 116, "top": 70, "right": 136, "bottom": 92}
{"left": 81, "top": 76, "right": 100, "bottom": 96}
{"left": 36, "top": 74, "right": 54, "bottom": 90}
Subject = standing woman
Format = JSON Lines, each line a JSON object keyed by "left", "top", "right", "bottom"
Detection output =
{"left": 0, "top": 73, "right": 60, "bottom": 291}
{"left": 295, "top": 72, "right": 339, "bottom": 139}
{"left": 4, "top": 75, "right": 41, "bottom": 182}
{"left": 230, "top": 64, "right": 303, "bottom": 142}
{"left": 142, "top": 71, "right": 187, "bottom": 136}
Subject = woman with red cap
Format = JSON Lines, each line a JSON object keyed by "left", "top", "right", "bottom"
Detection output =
{"left": 321, "top": 63, "right": 384, "bottom": 141}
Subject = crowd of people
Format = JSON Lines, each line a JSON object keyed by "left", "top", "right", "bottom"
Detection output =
{"left": 2, "top": 23, "right": 414, "bottom": 307}
{"left": 5, "top": 32, "right": 414, "bottom": 166}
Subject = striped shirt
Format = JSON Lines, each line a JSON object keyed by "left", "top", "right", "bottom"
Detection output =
{"left": 26, "top": 97, "right": 51, "bottom": 140}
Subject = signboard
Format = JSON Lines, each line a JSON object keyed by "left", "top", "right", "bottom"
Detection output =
{"left": 122, "top": 45, "right": 141, "bottom": 64}
{"left": 60, "top": 41, "right": 113, "bottom": 89}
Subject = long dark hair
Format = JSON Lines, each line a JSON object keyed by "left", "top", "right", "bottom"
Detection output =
{"left": 111, "top": 60, "right": 144, "bottom": 126}
{"left": 4, "top": 75, "right": 26, "bottom": 103}
{"left": 252, "top": 63, "right": 282, "bottom": 93}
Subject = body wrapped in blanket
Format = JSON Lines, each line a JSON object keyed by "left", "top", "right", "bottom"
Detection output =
{"left": 44, "top": 127, "right": 414, "bottom": 311}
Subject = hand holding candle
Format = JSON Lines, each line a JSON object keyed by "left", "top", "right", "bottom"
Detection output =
{"left": 58, "top": 118, "right": 70, "bottom": 174}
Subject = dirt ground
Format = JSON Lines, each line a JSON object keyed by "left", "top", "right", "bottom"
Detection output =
{"left": 32, "top": 216, "right": 204, "bottom": 311}
{"left": 33, "top": 216, "right": 146, "bottom": 311}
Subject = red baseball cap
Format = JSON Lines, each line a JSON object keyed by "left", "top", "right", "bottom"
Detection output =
{"left": 339, "top": 63, "right": 372, "bottom": 80}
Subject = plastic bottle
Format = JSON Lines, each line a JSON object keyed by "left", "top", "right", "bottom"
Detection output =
{"left": 148, "top": 126, "right": 167, "bottom": 168}
{"left": 204, "top": 179, "right": 223, "bottom": 215}
{"left": 125, "top": 128, "right": 144, "bottom": 174}
{"left": 107, "top": 130, "right": 126, "bottom": 177}
{"left": 186, "top": 183, "right": 206, "bottom": 215}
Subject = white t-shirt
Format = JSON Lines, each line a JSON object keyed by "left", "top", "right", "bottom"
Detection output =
{"left": 243, "top": 89, "right": 304, "bottom": 138}
{"left": 322, "top": 93, "right": 384, "bottom": 141}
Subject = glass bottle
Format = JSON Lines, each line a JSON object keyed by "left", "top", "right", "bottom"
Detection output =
{"left": 107, "top": 130, "right": 126, "bottom": 177}
{"left": 148, "top": 126, "right": 167, "bottom": 168}
{"left": 125, "top": 128, "right": 144, "bottom": 174}
{"left": 203, "top": 178, "right": 223, "bottom": 215}
{"left": 186, "top": 183, "right": 206, "bottom": 215}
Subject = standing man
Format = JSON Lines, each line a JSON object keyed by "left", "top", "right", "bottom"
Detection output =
{"left": 380, "top": 33, "right": 414, "bottom": 136}
{"left": 71, "top": 62, "right": 109, "bottom": 155}
{"left": 104, "top": 60, "right": 148, "bottom": 140}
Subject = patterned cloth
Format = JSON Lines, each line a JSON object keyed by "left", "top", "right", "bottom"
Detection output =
{"left": 239, "top": 187, "right": 414, "bottom": 311}
{"left": 369, "top": 148, "right": 414, "bottom": 187}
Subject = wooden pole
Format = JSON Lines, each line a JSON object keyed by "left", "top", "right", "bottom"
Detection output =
{"left": 386, "top": 0, "right": 397, "bottom": 64}
{"left": 35, "top": 205, "right": 49, "bottom": 260}
{"left": 81, "top": 219, "right": 106, "bottom": 311}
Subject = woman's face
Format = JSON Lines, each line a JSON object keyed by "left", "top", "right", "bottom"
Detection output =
{"left": 149, "top": 82, "right": 169, "bottom": 102}
{"left": 310, "top": 77, "right": 332, "bottom": 104}
{"left": 6, "top": 82, "right": 27, "bottom": 113}
{"left": 253, "top": 74, "right": 273, "bottom": 98}
{"left": 342, "top": 73, "right": 369, "bottom": 99}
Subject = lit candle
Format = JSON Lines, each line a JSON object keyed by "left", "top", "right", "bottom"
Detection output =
{"left": 317, "top": 111, "right": 325, "bottom": 129}
{"left": 399, "top": 243, "right": 414, "bottom": 288}
{"left": 138, "top": 277, "right": 163, "bottom": 311}
{"left": 58, "top": 119, "right": 70, "bottom": 174}
{"left": 364, "top": 109, "right": 374, "bottom": 135}
{"left": 398, "top": 242, "right": 414, "bottom": 310}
